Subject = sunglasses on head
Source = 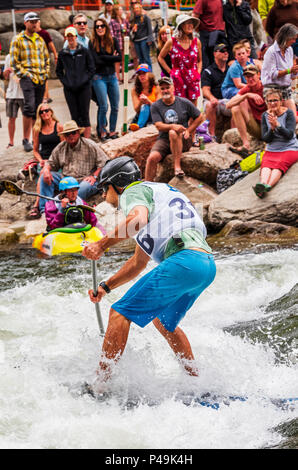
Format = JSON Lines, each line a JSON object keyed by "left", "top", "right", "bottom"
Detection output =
{"left": 40, "top": 108, "right": 50, "bottom": 114}
{"left": 75, "top": 21, "right": 87, "bottom": 25}
{"left": 96, "top": 24, "right": 106, "bottom": 29}
{"left": 64, "top": 130, "right": 78, "bottom": 137}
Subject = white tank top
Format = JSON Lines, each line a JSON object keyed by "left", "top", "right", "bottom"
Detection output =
{"left": 133, "top": 182, "right": 207, "bottom": 264}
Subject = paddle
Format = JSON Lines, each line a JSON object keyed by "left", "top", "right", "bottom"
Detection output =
{"left": 91, "top": 259, "right": 105, "bottom": 336}
{"left": 0, "top": 179, "right": 96, "bottom": 213}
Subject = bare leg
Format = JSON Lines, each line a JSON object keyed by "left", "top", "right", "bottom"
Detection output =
{"left": 205, "top": 101, "right": 217, "bottom": 136}
{"left": 83, "top": 126, "right": 91, "bottom": 139}
{"left": 8, "top": 117, "right": 16, "bottom": 145}
{"left": 153, "top": 318, "right": 198, "bottom": 376}
{"left": 267, "top": 168, "right": 283, "bottom": 187}
{"left": 144, "top": 150, "right": 162, "bottom": 181}
{"left": 98, "top": 308, "right": 131, "bottom": 381}
{"left": 169, "top": 130, "right": 183, "bottom": 174}
{"left": 231, "top": 101, "right": 251, "bottom": 149}
{"left": 23, "top": 115, "right": 33, "bottom": 141}
{"left": 260, "top": 167, "right": 272, "bottom": 185}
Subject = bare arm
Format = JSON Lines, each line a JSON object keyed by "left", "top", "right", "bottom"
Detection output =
{"left": 82, "top": 205, "right": 149, "bottom": 260}
{"left": 131, "top": 87, "right": 142, "bottom": 113}
{"left": 232, "top": 77, "right": 247, "bottom": 89}
{"left": 48, "top": 41, "right": 58, "bottom": 62}
{"left": 158, "top": 39, "right": 172, "bottom": 76}
{"left": 197, "top": 40, "right": 202, "bottom": 75}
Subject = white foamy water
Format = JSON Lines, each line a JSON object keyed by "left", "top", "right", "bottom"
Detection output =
{"left": 0, "top": 248, "right": 297, "bottom": 449}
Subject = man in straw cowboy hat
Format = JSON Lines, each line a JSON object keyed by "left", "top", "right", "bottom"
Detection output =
{"left": 38, "top": 120, "right": 108, "bottom": 214}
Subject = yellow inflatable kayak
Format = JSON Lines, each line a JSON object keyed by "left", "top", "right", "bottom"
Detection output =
{"left": 32, "top": 223, "right": 105, "bottom": 256}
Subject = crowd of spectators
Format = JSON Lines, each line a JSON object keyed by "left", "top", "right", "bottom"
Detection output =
{"left": 1, "top": 0, "right": 298, "bottom": 219}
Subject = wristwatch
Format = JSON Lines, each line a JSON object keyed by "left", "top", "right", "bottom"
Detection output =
{"left": 99, "top": 281, "right": 111, "bottom": 294}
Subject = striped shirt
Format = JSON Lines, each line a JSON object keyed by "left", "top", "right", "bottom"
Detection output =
{"left": 10, "top": 31, "right": 50, "bottom": 85}
{"left": 48, "top": 137, "right": 108, "bottom": 181}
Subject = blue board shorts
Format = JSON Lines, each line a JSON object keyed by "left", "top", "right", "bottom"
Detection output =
{"left": 112, "top": 250, "right": 216, "bottom": 332}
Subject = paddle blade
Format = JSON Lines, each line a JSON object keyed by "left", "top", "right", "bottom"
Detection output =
{"left": 2, "top": 180, "right": 23, "bottom": 196}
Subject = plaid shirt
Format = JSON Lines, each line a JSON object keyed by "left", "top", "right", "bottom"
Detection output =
{"left": 110, "top": 19, "right": 130, "bottom": 51}
{"left": 48, "top": 137, "right": 108, "bottom": 182}
{"left": 10, "top": 31, "right": 50, "bottom": 85}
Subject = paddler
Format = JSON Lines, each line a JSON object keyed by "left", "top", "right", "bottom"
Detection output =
{"left": 82, "top": 156, "right": 216, "bottom": 383}
{"left": 45, "top": 176, "right": 99, "bottom": 231}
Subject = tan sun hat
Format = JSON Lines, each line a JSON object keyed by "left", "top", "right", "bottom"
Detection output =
{"left": 174, "top": 14, "right": 200, "bottom": 35}
{"left": 58, "top": 120, "right": 85, "bottom": 135}
{"left": 65, "top": 26, "right": 77, "bottom": 37}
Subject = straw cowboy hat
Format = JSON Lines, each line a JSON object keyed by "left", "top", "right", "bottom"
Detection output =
{"left": 174, "top": 14, "right": 200, "bottom": 34}
{"left": 58, "top": 120, "right": 85, "bottom": 135}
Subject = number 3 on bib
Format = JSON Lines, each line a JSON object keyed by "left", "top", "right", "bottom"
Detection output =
{"left": 169, "top": 197, "right": 195, "bottom": 219}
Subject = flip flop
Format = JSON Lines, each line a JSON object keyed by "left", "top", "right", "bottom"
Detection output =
{"left": 175, "top": 170, "right": 185, "bottom": 178}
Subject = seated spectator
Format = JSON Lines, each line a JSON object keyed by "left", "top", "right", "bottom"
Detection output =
{"left": 3, "top": 53, "right": 26, "bottom": 149}
{"left": 229, "top": 38, "right": 263, "bottom": 70}
{"left": 223, "top": 0, "right": 257, "bottom": 59}
{"left": 145, "top": 77, "right": 203, "bottom": 181}
{"left": 265, "top": 0, "right": 298, "bottom": 41}
{"left": 221, "top": 43, "right": 251, "bottom": 99}
{"left": 261, "top": 23, "right": 298, "bottom": 122}
{"left": 253, "top": 88, "right": 298, "bottom": 198}
{"left": 56, "top": 27, "right": 95, "bottom": 139}
{"left": 27, "top": 103, "right": 64, "bottom": 219}
{"left": 227, "top": 64, "right": 267, "bottom": 156}
{"left": 45, "top": 176, "right": 99, "bottom": 231}
{"left": 201, "top": 43, "right": 231, "bottom": 139}
{"left": 130, "top": 63, "right": 160, "bottom": 131}
{"left": 157, "top": 25, "right": 173, "bottom": 78}
{"left": 39, "top": 120, "right": 108, "bottom": 214}
{"left": 110, "top": 4, "right": 130, "bottom": 83}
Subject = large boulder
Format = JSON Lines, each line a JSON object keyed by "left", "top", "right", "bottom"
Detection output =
{"left": 156, "top": 143, "right": 239, "bottom": 185}
{"left": 39, "top": 9, "right": 70, "bottom": 30}
{"left": 101, "top": 125, "right": 159, "bottom": 176}
{"left": 0, "top": 32, "right": 14, "bottom": 54}
{"left": 0, "top": 12, "right": 24, "bottom": 34}
{"left": 222, "top": 127, "right": 265, "bottom": 153}
{"left": 47, "top": 29, "right": 65, "bottom": 53}
{"left": 208, "top": 163, "right": 298, "bottom": 230}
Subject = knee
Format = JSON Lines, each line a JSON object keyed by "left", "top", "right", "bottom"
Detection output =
{"left": 169, "top": 129, "right": 179, "bottom": 140}
{"left": 147, "top": 151, "right": 162, "bottom": 165}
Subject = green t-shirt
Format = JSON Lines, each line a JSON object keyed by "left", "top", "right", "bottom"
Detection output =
{"left": 120, "top": 183, "right": 212, "bottom": 259}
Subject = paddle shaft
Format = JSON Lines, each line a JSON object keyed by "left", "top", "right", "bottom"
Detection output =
{"left": 91, "top": 260, "right": 105, "bottom": 336}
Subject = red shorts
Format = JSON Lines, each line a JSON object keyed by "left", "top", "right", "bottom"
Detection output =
{"left": 261, "top": 150, "right": 298, "bottom": 174}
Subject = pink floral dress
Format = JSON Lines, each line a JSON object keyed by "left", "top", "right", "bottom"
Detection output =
{"left": 170, "top": 37, "right": 201, "bottom": 101}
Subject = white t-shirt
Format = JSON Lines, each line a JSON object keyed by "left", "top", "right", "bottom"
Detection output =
{"left": 4, "top": 54, "right": 24, "bottom": 100}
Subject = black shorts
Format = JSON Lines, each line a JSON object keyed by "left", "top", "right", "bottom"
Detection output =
{"left": 20, "top": 77, "right": 45, "bottom": 118}
{"left": 6, "top": 98, "right": 24, "bottom": 118}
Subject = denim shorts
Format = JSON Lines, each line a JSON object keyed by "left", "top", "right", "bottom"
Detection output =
{"left": 112, "top": 249, "right": 216, "bottom": 332}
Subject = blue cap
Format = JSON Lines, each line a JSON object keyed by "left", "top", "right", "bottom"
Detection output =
{"left": 136, "top": 63, "right": 152, "bottom": 73}
{"left": 59, "top": 177, "right": 80, "bottom": 191}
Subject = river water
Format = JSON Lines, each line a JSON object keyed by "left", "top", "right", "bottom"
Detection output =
{"left": 0, "top": 245, "right": 297, "bottom": 449}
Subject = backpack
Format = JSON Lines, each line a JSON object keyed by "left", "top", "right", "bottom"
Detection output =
{"left": 239, "top": 150, "right": 264, "bottom": 173}
{"left": 216, "top": 162, "right": 248, "bottom": 194}
{"left": 18, "top": 159, "right": 38, "bottom": 181}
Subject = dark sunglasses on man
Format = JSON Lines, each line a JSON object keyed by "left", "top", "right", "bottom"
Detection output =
{"left": 75, "top": 21, "right": 87, "bottom": 25}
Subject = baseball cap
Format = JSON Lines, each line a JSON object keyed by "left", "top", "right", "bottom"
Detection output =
{"left": 24, "top": 12, "right": 40, "bottom": 22}
{"left": 136, "top": 63, "right": 152, "bottom": 73}
{"left": 243, "top": 64, "right": 259, "bottom": 75}
{"left": 214, "top": 43, "right": 228, "bottom": 52}
{"left": 158, "top": 76, "right": 173, "bottom": 86}
{"left": 65, "top": 26, "right": 77, "bottom": 37}
{"left": 105, "top": 0, "right": 114, "bottom": 4}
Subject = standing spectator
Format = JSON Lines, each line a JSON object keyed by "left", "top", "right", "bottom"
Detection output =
{"left": 158, "top": 14, "right": 202, "bottom": 106}
{"left": 265, "top": 0, "right": 298, "bottom": 40}
{"left": 39, "top": 120, "right": 108, "bottom": 214}
{"left": 89, "top": 18, "right": 121, "bottom": 141}
{"left": 99, "top": 0, "right": 115, "bottom": 24}
{"left": 27, "top": 102, "right": 64, "bottom": 219}
{"left": 253, "top": 88, "right": 298, "bottom": 198}
{"left": 226, "top": 64, "right": 267, "bottom": 156}
{"left": 56, "top": 27, "right": 95, "bottom": 139}
{"left": 10, "top": 12, "right": 50, "bottom": 153}
{"left": 258, "top": 0, "right": 275, "bottom": 30}
{"left": 130, "top": 63, "right": 161, "bottom": 131}
{"left": 110, "top": 4, "right": 130, "bottom": 83}
{"left": 64, "top": 13, "right": 90, "bottom": 49}
{"left": 221, "top": 42, "right": 250, "bottom": 99}
{"left": 145, "top": 77, "right": 203, "bottom": 181}
{"left": 36, "top": 19, "right": 58, "bottom": 104}
{"left": 201, "top": 43, "right": 231, "bottom": 139}
{"left": 129, "top": 2, "right": 154, "bottom": 68}
{"left": 223, "top": 0, "right": 256, "bottom": 59}
{"left": 3, "top": 53, "right": 26, "bottom": 149}
{"left": 261, "top": 23, "right": 298, "bottom": 122}
{"left": 192, "top": 0, "right": 226, "bottom": 70}
{"left": 157, "top": 25, "right": 173, "bottom": 77}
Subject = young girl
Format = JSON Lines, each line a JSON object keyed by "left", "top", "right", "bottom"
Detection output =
{"left": 157, "top": 25, "right": 173, "bottom": 77}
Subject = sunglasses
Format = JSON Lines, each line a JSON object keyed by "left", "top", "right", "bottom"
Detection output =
{"left": 75, "top": 21, "right": 87, "bottom": 25}
{"left": 267, "top": 99, "right": 279, "bottom": 103}
{"left": 219, "top": 49, "right": 228, "bottom": 53}
{"left": 39, "top": 108, "right": 51, "bottom": 114}
{"left": 96, "top": 24, "right": 106, "bottom": 29}
{"left": 64, "top": 130, "right": 78, "bottom": 137}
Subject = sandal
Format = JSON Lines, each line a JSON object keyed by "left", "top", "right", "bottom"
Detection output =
{"left": 174, "top": 170, "right": 185, "bottom": 178}
{"left": 253, "top": 183, "right": 271, "bottom": 199}
{"left": 109, "top": 133, "right": 119, "bottom": 140}
{"left": 229, "top": 146, "right": 250, "bottom": 158}
{"left": 6, "top": 143, "right": 14, "bottom": 149}
{"left": 27, "top": 206, "right": 41, "bottom": 219}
